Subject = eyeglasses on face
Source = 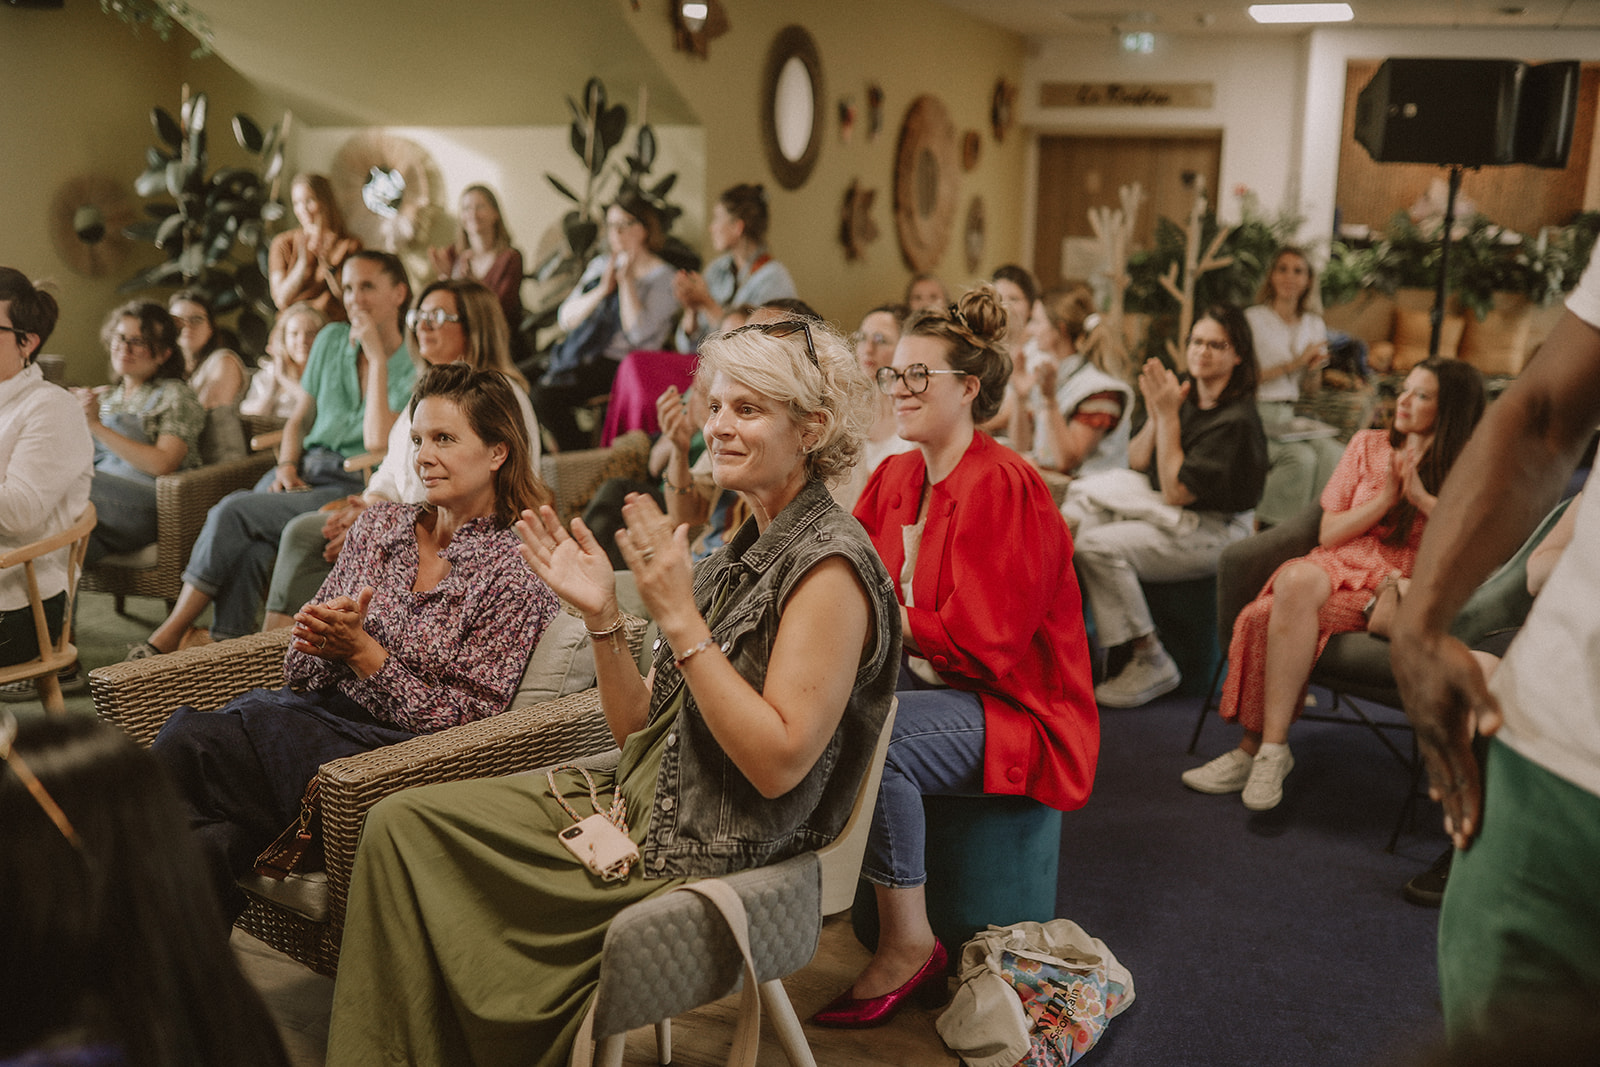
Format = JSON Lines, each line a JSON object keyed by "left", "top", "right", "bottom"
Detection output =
{"left": 406, "top": 308, "right": 463, "bottom": 332}
{"left": 875, "top": 363, "right": 966, "bottom": 396}
{"left": 1187, "top": 336, "right": 1232, "bottom": 354}
{"left": 728, "top": 319, "right": 819, "bottom": 369}
{"left": 0, "top": 323, "right": 30, "bottom": 349}
{"left": 110, "top": 334, "right": 150, "bottom": 352}
{"left": 0, "top": 711, "right": 84, "bottom": 852}
{"left": 171, "top": 313, "right": 209, "bottom": 329}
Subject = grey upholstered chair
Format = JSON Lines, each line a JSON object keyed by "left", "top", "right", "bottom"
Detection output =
{"left": 572, "top": 701, "right": 899, "bottom": 1067}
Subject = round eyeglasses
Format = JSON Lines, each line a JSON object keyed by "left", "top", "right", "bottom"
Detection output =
{"left": 875, "top": 364, "right": 966, "bottom": 396}
{"left": 406, "top": 308, "right": 463, "bottom": 332}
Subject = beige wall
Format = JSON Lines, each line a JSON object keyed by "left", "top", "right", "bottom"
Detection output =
{"left": 610, "top": 0, "right": 1030, "bottom": 332}
{"left": 1, "top": 3, "right": 295, "bottom": 382}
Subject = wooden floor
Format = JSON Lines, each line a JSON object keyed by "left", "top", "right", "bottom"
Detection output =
{"left": 234, "top": 915, "right": 960, "bottom": 1066}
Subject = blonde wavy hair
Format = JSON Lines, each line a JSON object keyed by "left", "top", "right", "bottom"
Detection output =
{"left": 696, "top": 317, "right": 874, "bottom": 486}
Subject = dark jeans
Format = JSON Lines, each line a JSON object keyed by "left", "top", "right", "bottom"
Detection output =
{"left": 151, "top": 686, "right": 414, "bottom": 923}
{"left": 0, "top": 593, "right": 65, "bottom": 668}
{"left": 530, "top": 356, "right": 621, "bottom": 452}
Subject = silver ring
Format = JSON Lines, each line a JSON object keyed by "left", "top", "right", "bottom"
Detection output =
{"left": 641, "top": 548, "right": 656, "bottom": 562}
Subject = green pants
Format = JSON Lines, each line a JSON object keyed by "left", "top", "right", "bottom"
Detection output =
{"left": 1439, "top": 738, "right": 1600, "bottom": 1035}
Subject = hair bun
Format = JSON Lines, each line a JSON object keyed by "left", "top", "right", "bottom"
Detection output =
{"left": 955, "top": 286, "right": 1009, "bottom": 344}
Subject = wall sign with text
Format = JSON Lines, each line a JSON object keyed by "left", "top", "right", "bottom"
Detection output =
{"left": 1039, "top": 82, "right": 1214, "bottom": 109}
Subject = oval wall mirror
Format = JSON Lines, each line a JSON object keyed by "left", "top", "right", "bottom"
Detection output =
{"left": 761, "top": 25, "right": 824, "bottom": 190}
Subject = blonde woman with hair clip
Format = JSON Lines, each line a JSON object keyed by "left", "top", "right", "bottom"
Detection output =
{"left": 326, "top": 316, "right": 899, "bottom": 1067}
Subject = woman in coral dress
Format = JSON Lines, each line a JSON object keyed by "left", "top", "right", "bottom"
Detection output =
{"left": 1183, "top": 358, "right": 1485, "bottom": 811}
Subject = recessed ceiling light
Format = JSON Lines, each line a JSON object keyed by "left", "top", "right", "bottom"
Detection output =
{"left": 1248, "top": 3, "right": 1355, "bottom": 23}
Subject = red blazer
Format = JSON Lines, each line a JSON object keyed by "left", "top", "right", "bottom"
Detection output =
{"left": 854, "top": 432, "right": 1099, "bottom": 811}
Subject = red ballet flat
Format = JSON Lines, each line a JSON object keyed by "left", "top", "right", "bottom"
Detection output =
{"left": 810, "top": 940, "right": 949, "bottom": 1029}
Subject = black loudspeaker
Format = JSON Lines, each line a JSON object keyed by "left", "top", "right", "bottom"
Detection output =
{"left": 1517, "top": 61, "right": 1581, "bottom": 169}
{"left": 1356, "top": 58, "right": 1524, "bottom": 166}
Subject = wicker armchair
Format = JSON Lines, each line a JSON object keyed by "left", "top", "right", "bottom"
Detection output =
{"left": 90, "top": 623, "right": 643, "bottom": 976}
{"left": 81, "top": 413, "right": 282, "bottom": 612}
{"left": 539, "top": 431, "right": 651, "bottom": 521}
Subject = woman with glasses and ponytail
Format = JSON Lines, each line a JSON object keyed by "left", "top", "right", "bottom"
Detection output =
{"left": 825, "top": 287, "right": 1099, "bottom": 1029}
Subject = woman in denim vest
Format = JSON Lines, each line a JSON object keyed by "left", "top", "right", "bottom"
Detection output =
{"left": 326, "top": 315, "right": 900, "bottom": 1067}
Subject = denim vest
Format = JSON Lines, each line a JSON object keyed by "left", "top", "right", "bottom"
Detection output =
{"left": 640, "top": 478, "right": 901, "bottom": 879}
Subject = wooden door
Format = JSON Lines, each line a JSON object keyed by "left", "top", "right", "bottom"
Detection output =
{"left": 1034, "top": 134, "right": 1222, "bottom": 292}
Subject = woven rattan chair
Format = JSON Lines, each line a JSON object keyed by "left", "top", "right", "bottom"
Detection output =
{"left": 0, "top": 505, "right": 95, "bottom": 714}
{"left": 90, "top": 622, "right": 644, "bottom": 976}
{"left": 81, "top": 413, "right": 281, "bottom": 613}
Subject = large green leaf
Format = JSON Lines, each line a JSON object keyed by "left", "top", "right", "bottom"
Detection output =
{"left": 154, "top": 212, "right": 186, "bottom": 249}
{"left": 260, "top": 201, "right": 286, "bottom": 223}
{"left": 117, "top": 259, "right": 183, "bottom": 294}
{"left": 635, "top": 126, "right": 657, "bottom": 171}
{"left": 165, "top": 160, "right": 194, "bottom": 200}
{"left": 143, "top": 202, "right": 180, "bottom": 219}
{"left": 145, "top": 146, "right": 172, "bottom": 170}
{"left": 151, "top": 107, "right": 182, "bottom": 149}
{"left": 597, "top": 105, "right": 628, "bottom": 153}
{"left": 547, "top": 174, "right": 581, "bottom": 203}
{"left": 178, "top": 242, "right": 206, "bottom": 279}
{"left": 123, "top": 218, "right": 164, "bottom": 243}
{"left": 212, "top": 287, "right": 243, "bottom": 313}
{"left": 583, "top": 77, "right": 606, "bottom": 116}
{"left": 651, "top": 173, "right": 677, "bottom": 200}
{"left": 134, "top": 167, "right": 169, "bottom": 198}
{"left": 233, "top": 113, "right": 264, "bottom": 153}
{"left": 263, "top": 147, "right": 284, "bottom": 185}
{"left": 569, "top": 120, "right": 588, "bottom": 162}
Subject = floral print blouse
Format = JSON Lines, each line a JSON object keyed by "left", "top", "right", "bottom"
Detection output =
{"left": 284, "top": 502, "right": 557, "bottom": 733}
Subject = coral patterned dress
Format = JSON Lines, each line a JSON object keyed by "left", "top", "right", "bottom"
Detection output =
{"left": 1220, "top": 430, "right": 1423, "bottom": 732}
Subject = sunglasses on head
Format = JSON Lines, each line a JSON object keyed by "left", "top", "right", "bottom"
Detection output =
{"left": 728, "top": 319, "right": 819, "bottom": 369}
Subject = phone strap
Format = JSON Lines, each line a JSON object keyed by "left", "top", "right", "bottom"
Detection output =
{"left": 545, "top": 764, "right": 629, "bottom": 835}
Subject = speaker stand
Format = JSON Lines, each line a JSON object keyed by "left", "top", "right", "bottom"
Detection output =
{"left": 1430, "top": 164, "right": 1472, "bottom": 357}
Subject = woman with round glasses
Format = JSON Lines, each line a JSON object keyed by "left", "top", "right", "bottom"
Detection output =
{"left": 824, "top": 289, "right": 1098, "bottom": 1029}
{"left": 79, "top": 301, "right": 206, "bottom": 565}
{"left": 325, "top": 318, "right": 898, "bottom": 1066}
{"left": 1070, "top": 305, "right": 1269, "bottom": 708}
{"left": 534, "top": 191, "right": 679, "bottom": 452}
{"left": 261, "top": 278, "right": 540, "bottom": 630}
{"left": 833, "top": 303, "right": 915, "bottom": 510}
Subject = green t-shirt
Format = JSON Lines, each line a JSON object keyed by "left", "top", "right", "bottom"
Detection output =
{"left": 299, "top": 322, "right": 417, "bottom": 457}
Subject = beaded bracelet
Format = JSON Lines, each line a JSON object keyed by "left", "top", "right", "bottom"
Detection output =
{"left": 673, "top": 637, "right": 717, "bottom": 670}
{"left": 664, "top": 481, "right": 695, "bottom": 496}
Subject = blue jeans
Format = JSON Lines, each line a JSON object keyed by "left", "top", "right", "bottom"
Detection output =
{"left": 182, "top": 448, "right": 361, "bottom": 639}
{"left": 265, "top": 509, "right": 336, "bottom": 616}
{"left": 860, "top": 686, "right": 986, "bottom": 890}
{"left": 86, "top": 468, "right": 159, "bottom": 563}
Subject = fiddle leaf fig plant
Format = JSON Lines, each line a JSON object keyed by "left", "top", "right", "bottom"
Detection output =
{"left": 119, "top": 88, "right": 286, "bottom": 356}
{"left": 532, "top": 77, "right": 691, "bottom": 298}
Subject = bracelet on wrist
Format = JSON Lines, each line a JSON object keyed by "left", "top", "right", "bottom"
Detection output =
{"left": 584, "top": 614, "right": 626, "bottom": 639}
{"left": 664, "top": 481, "right": 695, "bottom": 496}
{"left": 672, "top": 637, "right": 718, "bottom": 670}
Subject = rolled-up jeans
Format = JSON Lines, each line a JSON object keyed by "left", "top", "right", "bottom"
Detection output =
{"left": 860, "top": 686, "right": 986, "bottom": 890}
{"left": 182, "top": 448, "right": 361, "bottom": 639}
{"left": 265, "top": 509, "right": 337, "bottom": 618}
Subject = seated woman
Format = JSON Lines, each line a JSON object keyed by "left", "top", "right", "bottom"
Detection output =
{"left": 1008, "top": 287, "right": 1133, "bottom": 477}
{"left": 1070, "top": 305, "right": 1269, "bottom": 708}
{"left": 822, "top": 289, "right": 1098, "bottom": 1028}
{"left": 261, "top": 278, "right": 541, "bottom": 630}
{"left": 672, "top": 182, "right": 797, "bottom": 352}
{"left": 242, "top": 301, "right": 325, "bottom": 420}
{"left": 831, "top": 303, "right": 916, "bottom": 511}
{"left": 323, "top": 318, "right": 898, "bottom": 1066}
{"left": 2, "top": 714, "right": 291, "bottom": 1066}
{"left": 904, "top": 272, "right": 949, "bottom": 313}
{"left": 428, "top": 183, "right": 526, "bottom": 341}
{"left": 1247, "top": 246, "right": 1346, "bottom": 527}
{"left": 0, "top": 268, "right": 92, "bottom": 695}
{"left": 1183, "top": 358, "right": 1486, "bottom": 810}
{"left": 533, "top": 191, "right": 679, "bottom": 452}
{"left": 150, "top": 364, "right": 558, "bottom": 921}
{"left": 78, "top": 301, "right": 206, "bottom": 564}
{"left": 169, "top": 288, "right": 249, "bottom": 411}
{"left": 268, "top": 172, "right": 361, "bottom": 321}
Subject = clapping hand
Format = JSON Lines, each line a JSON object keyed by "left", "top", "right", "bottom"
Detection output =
{"left": 656, "top": 386, "right": 695, "bottom": 455}
{"left": 515, "top": 507, "right": 618, "bottom": 620}
{"left": 1137, "top": 358, "right": 1188, "bottom": 417}
{"left": 292, "top": 587, "right": 376, "bottom": 661}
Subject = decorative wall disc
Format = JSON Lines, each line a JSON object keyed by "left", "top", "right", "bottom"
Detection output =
{"left": 893, "top": 95, "right": 959, "bottom": 273}
{"left": 331, "top": 131, "right": 440, "bottom": 253}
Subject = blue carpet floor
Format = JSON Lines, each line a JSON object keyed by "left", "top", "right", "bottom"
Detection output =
{"left": 1058, "top": 689, "right": 1448, "bottom": 1066}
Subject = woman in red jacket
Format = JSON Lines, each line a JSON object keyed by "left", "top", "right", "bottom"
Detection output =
{"left": 816, "top": 287, "right": 1099, "bottom": 1028}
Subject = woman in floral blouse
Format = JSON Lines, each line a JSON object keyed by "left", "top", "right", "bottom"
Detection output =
{"left": 149, "top": 363, "right": 557, "bottom": 921}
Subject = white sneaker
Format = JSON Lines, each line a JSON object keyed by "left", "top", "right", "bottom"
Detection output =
{"left": 1181, "top": 748, "right": 1253, "bottom": 794}
{"left": 1094, "top": 644, "right": 1181, "bottom": 708}
{"left": 1241, "top": 744, "right": 1295, "bottom": 811}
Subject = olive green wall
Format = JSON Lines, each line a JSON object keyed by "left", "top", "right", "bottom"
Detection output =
{"left": 608, "top": 0, "right": 1030, "bottom": 332}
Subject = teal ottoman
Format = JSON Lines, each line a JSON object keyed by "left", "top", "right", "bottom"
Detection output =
{"left": 851, "top": 793, "right": 1063, "bottom": 957}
